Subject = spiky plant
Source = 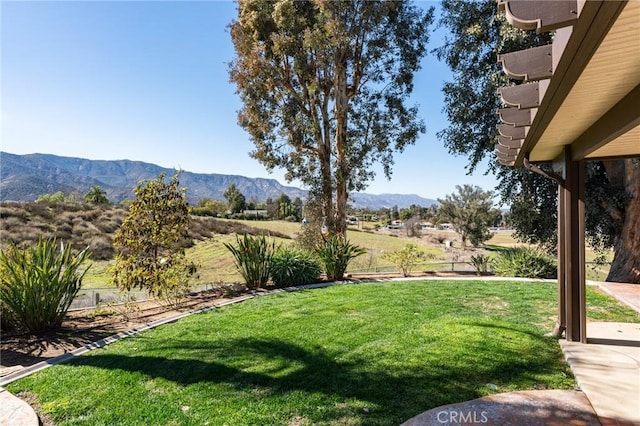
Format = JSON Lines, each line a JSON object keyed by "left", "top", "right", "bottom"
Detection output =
{"left": 224, "top": 234, "right": 275, "bottom": 289}
{"left": 0, "top": 237, "right": 90, "bottom": 332}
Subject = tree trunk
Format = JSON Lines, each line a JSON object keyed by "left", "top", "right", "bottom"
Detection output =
{"left": 317, "top": 88, "right": 334, "bottom": 234}
{"left": 319, "top": 131, "right": 334, "bottom": 234}
{"left": 606, "top": 159, "right": 640, "bottom": 283}
{"left": 333, "top": 51, "right": 350, "bottom": 237}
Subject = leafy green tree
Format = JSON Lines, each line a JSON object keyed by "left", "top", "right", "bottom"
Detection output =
{"left": 271, "top": 193, "right": 301, "bottom": 221}
{"left": 246, "top": 195, "right": 260, "bottom": 211}
{"left": 194, "top": 198, "right": 227, "bottom": 217}
{"left": 84, "top": 185, "right": 109, "bottom": 204}
{"left": 391, "top": 205, "right": 400, "bottom": 222}
{"left": 64, "top": 192, "right": 82, "bottom": 203}
{"left": 112, "top": 172, "right": 197, "bottom": 300}
{"left": 35, "top": 191, "right": 83, "bottom": 203}
{"left": 265, "top": 197, "right": 278, "bottom": 219}
{"left": 292, "top": 197, "right": 303, "bottom": 220}
{"left": 436, "top": 0, "right": 639, "bottom": 282}
{"left": 275, "top": 193, "right": 292, "bottom": 219}
{"left": 400, "top": 204, "right": 427, "bottom": 221}
{"left": 223, "top": 183, "right": 246, "bottom": 214}
{"left": 36, "top": 191, "right": 65, "bottom": 203}
{"left": 383, "top": 243, "right": 425, "bottom": 277}
{"left": 438, "top": 185, "right": 496, "bottom": 248}
{"left": 229, "top": 0, "right": 434, "bottom": 235}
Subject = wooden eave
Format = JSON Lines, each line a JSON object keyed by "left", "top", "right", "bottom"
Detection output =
{"left": 498, "top": 107, "right": 535, "bottom": 127}
{"left": 501, "top": 0, "right": 640, "bottom": 166}
{"left": 498, "top": 45, "right": 553, "bottom": 81}
{"left": 497, "top": 144, "right": 520, "bottom": 156}
{"left": 498, "top": 125, "right": 527, "bottom": 140}
{"left": 498, "top": 82, "right": 540, "bottom": 109}
{"left": 497, "top": 135, "right": 524, "bottom": 149}
{"left": 498, "top": 0, "right": 579, "bottom": 33}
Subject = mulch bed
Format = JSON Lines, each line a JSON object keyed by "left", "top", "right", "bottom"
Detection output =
{"left": 0, "top": 288, "right": 230, "bottom": 371}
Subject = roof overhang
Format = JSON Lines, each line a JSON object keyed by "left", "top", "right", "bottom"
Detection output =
{"left": 496, "top": 0, "right": 640, "bottom": 166}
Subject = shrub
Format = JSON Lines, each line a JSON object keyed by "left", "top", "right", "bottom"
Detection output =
{"left": 0, "top": 237, "right": 90, "bottom": 332}
{"left": 224, "top": 234, "right": 276, "bottom": 289}
{"left": 314, "top": 234, "right": 366, "bottom": 281}
{"left": 190, "top": 206, "right": 217, "bottom": 217}
{"left": 89, "top": 236, "right": 114, "bottom": 260}
{"left": 95, "top": 218, "right": 122, "bottom": 234}
{"left": 0, "top": 301, "right": 17, "bottom": 331}
{"left": 112, "top": 173, "right": 198, "bottom": 300}
{"left": 383, "top": 243, "right": 425, "bottom": 277}
{"left": 270, "top": 247, "right": 322, "bottom": 287}
{"left": 493, "top": 246, "right": 556, "bottom": 279}
{"left": 404, "top": 216, "right": 422, "bottom": 238}
{"left": 469, "top": 254, "right": 492, "bottom": 276}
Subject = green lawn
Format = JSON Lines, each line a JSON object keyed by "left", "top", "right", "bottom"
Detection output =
{"left": 9, "top": 280, "right": 638, "bottom": 425}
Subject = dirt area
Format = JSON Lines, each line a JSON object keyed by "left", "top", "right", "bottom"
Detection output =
{"left": 0, "top": 271, "right": 479, "bottom": 375}
{"left": 0, "top": 288, "right": 233, "bottom": 373}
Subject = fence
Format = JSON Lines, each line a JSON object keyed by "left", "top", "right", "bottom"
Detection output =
{"left": 70, "top": 261, "right": 610, "bottom": 311}
{"left": 348, "top": 261, "right": 477, "bottom": 274}
{"left": 69, "top": 282, "right": 222, "bottom": 311}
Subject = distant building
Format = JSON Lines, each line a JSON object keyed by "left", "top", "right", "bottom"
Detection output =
{"left": 388, "top": 220, "right": 402, "bottom": 229}
{"left": 243, "top": 209, "right": 268, "bottom": 218}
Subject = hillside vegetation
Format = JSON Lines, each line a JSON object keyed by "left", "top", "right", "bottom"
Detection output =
{"left": 0, "top": 202, "right": 464, "bottom": 287}
{"left": 0, "top": 202, "right": 289, "bottom": 261}
{"left": 1, "top": 202, "right": 610, "bottom": 289}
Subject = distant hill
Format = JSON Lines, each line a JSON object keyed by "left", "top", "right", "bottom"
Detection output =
{"left": 0, "top": 152, "right": 437, "bottom": 209}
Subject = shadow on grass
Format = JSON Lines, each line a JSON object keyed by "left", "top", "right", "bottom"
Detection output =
{"left": 64, "top": 321, "right": 569, "bottom": 425}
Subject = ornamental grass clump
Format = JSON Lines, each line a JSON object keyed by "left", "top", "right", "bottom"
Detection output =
{"left": 314, "top": 234, "right": 366, "bottom": 281}
{"left": 224, "top": 234, "right": 275, "bottom": 289}
{"left": 469, "top": 254, "right": 492, "bottom": 276}
{"left": 0, "top": 237, "right": 90, "bottom": 332}
{"left": 270, "top": 247, "right": 322, "bottom": 288}
{"left": 493, "top": 246, "right": 556, "bottom": 279}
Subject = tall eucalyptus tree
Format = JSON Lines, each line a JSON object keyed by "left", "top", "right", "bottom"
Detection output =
{"left": 229, "top": 0, "right": 433, "bottom": 234}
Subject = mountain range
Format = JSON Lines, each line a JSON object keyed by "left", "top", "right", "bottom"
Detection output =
{"left": 0, "top": 152, "right": 437, "bottom": 209}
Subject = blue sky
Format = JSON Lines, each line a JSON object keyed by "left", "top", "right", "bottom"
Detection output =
{"left": 1, "top": 0, "right": 498, "bottom": 200}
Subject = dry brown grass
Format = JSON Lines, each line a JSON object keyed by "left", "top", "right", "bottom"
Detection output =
{"left": 0, "top": 202, "right": 289, "bottom": 261}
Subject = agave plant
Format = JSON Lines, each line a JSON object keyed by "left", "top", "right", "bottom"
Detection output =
{"left": 0, "top": 237, "right": 91, "bottom": 332}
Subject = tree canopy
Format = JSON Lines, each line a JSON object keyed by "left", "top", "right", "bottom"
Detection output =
{"left": 437, "top": 184, "right": 497, "bottom": 247}
{"left": 223, "top": 183, "right": 247, "bottom": 214}
{"left": 229, "top": 0, "right": 434, "bottom": 235}
{"left": 84, "top": 186, "right": 109, "bottom": 204}
{"left": 436, "top": 0, "right": 639, "bottom": 282}
{"left": 112, "top": 172, "right": 198, "bottom": 299}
